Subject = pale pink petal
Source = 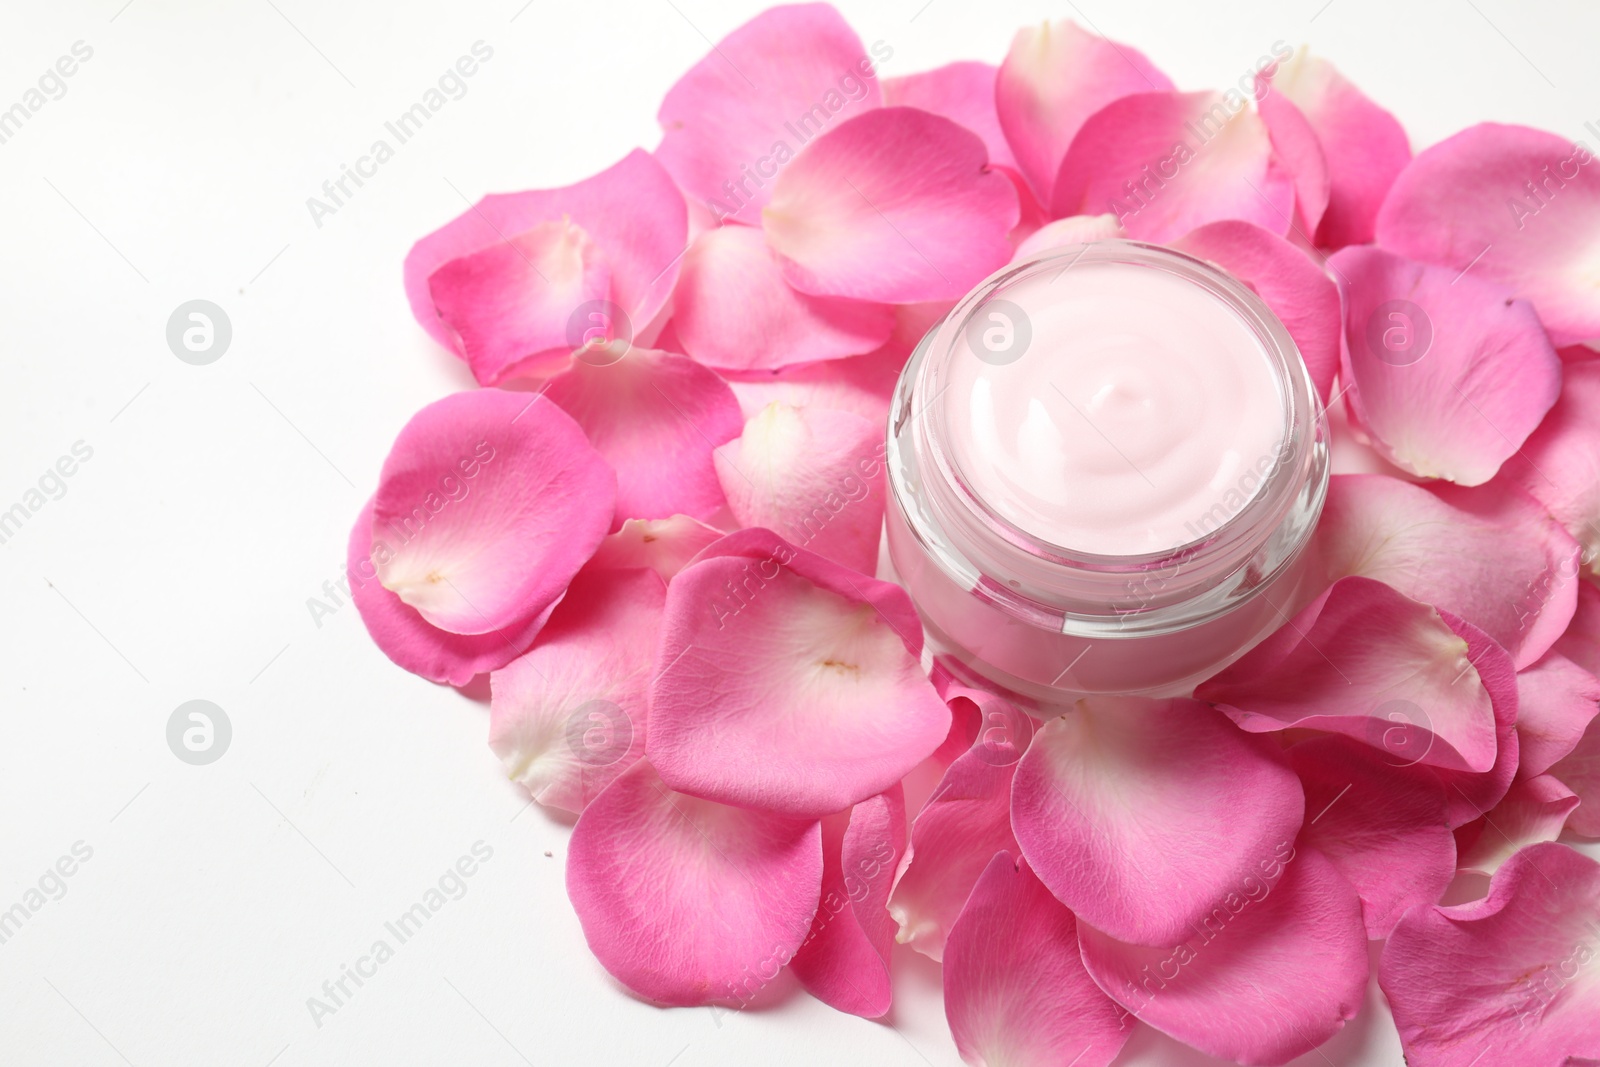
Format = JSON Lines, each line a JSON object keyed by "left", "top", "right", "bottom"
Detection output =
{"left": 884, "top": 61, "right": 1015, "bottom": 171}
{"left": 1329, "top": 245, "right": 1561, "bottom": 485}
{"left": 369, "top": 390, "right": 615, "bottom": 637}
{"left": 994, "top": 19, "right": 1172, "bottom": 205}
{"left": 427, "top": 218, "right": 611, "bottom": 384}
{"left": 1271, "top": 50, "right": 1410, "bottom": 248}
{"left": 1051, "top": 90, "right": 1295, "bottom": 244}
{"left": 1457, "top": 776, "right": 1581, "bottom": 876}
{"left": 1256, "top": 71, "right": 1330, "bottom": 236}
{"left": 1314, "top": 475, "right": 1581, "bottom": 668}
{"left": 488, "top": 569, "right": 664, "bottom": 813}
{"left": 1010, "top": 213, "right": 1124, "bottom": 260}
{"left": 648, "top": 528, "right": 948, "bottom": 818}
{"left": 585, "top": 515, "right": 724, "bottom": 582}
{"left": 713, "top": 403, "right": 886, "bottom": 574}
{"left": 672, "top": 225, "right": 894, "bottom": 372}
{"left": 566, "top": 760, "right": 822, "bottom": 1006}
{"left": 1551, "top": 711, "right": 1600, "bottom": 838}
{"left": 347, "top": 498, "right": 558, "bottom": 686}
{"left": 1503, "top": 361, "right": 1600, "bottom": 573}
{"left": 1380, "top": 842, "right": 1600, "bottom": 1065}
{"left": 1558, "top": 580, "right": 1600, "bottom": 676}
{"left": 1289, "top": 736, "right": 1455, "bottom": 938}
{"left": 1011, "top": 696, "right": 1304, "bottom": 946}
{"left": 763, "top": 107, "right": 1019, "bottom": 303}
{"left": 1173, "top": 219, "right": 1341, "bottom": 402}
{"left": 655, "top": 3, "right": 882, "bottom": 226}
{"left": 1199, "top": 576, "right": 1502, "bottom": 774}
{"left": 789, "top": 786, "right": 905, "bottom": 1018}
{"left": 544, "top": 347, "right": 741, "bottom": 523}
{"left": 725, "top": 349, "right": 901, "bottom": 425}
{"left": 944, "top": 853, "right": 1132, "bottom": 1067}
{"left": 1517, "top": 652, "right": 1600, "bottom": 780}
{"left": 404, "top": 149, "right": 686, "bottom": 356}
{"left": 888, "top": 738, "right": 1023, "bottom": 962}
{"left": 1079, "top": 846, "right": 1367, "bottom": 1066}
{"left": 1375, "top": 123, "right": 1600, "bottom": 345}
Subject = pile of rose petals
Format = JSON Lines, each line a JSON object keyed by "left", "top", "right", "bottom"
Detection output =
{"left": 347, "top": 5, "right": 1600, "bottom": 1064}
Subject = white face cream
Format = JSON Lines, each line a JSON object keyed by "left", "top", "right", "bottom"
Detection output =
{"left": 886, "top": 241, "right": 1328, "bottom": 705}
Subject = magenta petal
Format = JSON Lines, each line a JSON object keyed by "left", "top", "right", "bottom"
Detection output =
{"left": 1079, "top": 846, "right": 1367, "bottom": 1066}
{"left": 725, "top": 349, "right": 901, "bottom": 426}
{"left": 655, "top": 3, "right": 882, "bottom": 226}
{"left": 763, "top": 107, "right": 1019, "bottom": 303}
{"left": 1380, "top": 842, "right": 1600, "bottom": 1065}
{"left": 1517, "top": 652, "right": 1600, "bottom": 780}
{"left": 1052, "top": 90, "right": 1295, "bottom": 243}
{"left": 1272, "top": 51, "right": 1410, "bottom": 248}
{"left": 1552, "top": 705, "right": 1600, "bottom": 838}
{"left": 1504, "top": 361, "right": 1600, "bottom": 571}
{"left": 648, "top": 529, "right": 948, "bottom": 818}
{"left": 1173, "top": 219, "right": 1341, "bottom": 403}
{"left": 1199, "top": 576, "right": 1502, "bottom": 774}
{"left": 714, "top": 402, "right": 886, "bottom": 574}
{"left": 1559, "top": 581, "right": 1600, "bottom": 676}
{"left": 1315, "top": 475, "right": 1581, "bottom": 668}
{"left": 1289, "top": 736, "right": 1455, "bottom": 938}
{"left": 1330, "top": 245, "right": 1561, "bottom": 485}
{"left": 884, "top": 61, "right": 1015, "bottom": 171}
{"left": 1375, "top": 123, "right": 1600, "bottom": 345}
{"left": 788, "top": 785, "right": 905, "bottom": 1018}
{"left": 888, "top": 738, "right": 1022, "bottom": 961}
{"left": 544, "top": 347, "right": 741, "bottom": 523}
{"left": 567, "top": 760, "right": 822, "bottom": 1006}
{"left": 1255, "top": 75, "right": 1330, "bottom": 237}
{"left": 404, "top": 150, "right": 686, "bottom": 358}
{"left": 944, "top": 853, "right": 1132, "bottom": 1067}
{"left": 1011, "top": 213, "right": 1125, "bottom": 260}
{"left": 347, "top": 498, "right": 558, "bottom": 686}
{"left": 672, "top": 225, "right": 893, "bottom": 372}
{"left": 585, "top": 515, "right": 724, "bottom": 582}
{"left": 487, "top": 569, "right": 663, "bottom": 813}
{"left": 1011, "top": 696, "right": 1304, "bottom": 947}
{"left": 1456, "top": 775, "right": 1581, "bottom": 876}
{"left": 369, "top": 389, "right": 615, "bottom": 637}
{"left": 994, "top": 20, "right": 1172, "bottom": 206}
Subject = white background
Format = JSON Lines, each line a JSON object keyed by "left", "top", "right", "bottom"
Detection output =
{"left": 2, "top": 1, "right": 1597, "bottom": 1064}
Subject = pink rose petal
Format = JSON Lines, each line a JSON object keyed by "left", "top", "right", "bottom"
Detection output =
{"left": 1380, "top": 842, "right": 1600, "bottom": 1065}
{"left": 888, "top": 727, "right": 1024, "bottom": 961}
{"left": 1079, "top": 846, "right": 1367, "bottom": 1066}
{"left": 1551, "top": 707, "right": 1600, "bottom": 838}
{"left": 1517, "top": 652, "right": 1600, "bottom": 780}
{"left": 1503, "top": 360, "right": 1600, "bottom": 573}
{"left": 1330, "top": 245, "right": 1561, "bottom": 486}
{"left": 1375, "top": 123, "right": 1600, "bottom": 346}
{"left": 1272, "top": 50, "right": 1410, "bottom": 248}
{"left": 763, "top": 107, "right": 1019, "bottom": 303}
{"left": 1173, "top": 219, "right": 1342, "bottom": 403}
{"left": 1051, "top": 90, "right": 1295, "bottom": 243}
{"left": 671, "top": 225, "right": 894, "bottom": 372}
{"left": 724, "top": 349, "right": 901, "bottom": 425}
{"left": 944, "top": 853, "right": 1133, "bottom": 1067}
{"left": 361, "top": 389, "right": 614, "bottom": 665}
{"left": 1256, "top": 69, "right": 1330, "bottom": 237}
{"left": 648, "top": 528, "right": 948, "bottom": 818}
{"left": 1456, "top": 775, "right": 1581, "bottom": 876}
{"left": 884, "top": 61, "right": 1015, "bottom": 171}
{"left": 544, "top": 346, "right": 742, "bottom": 523}
{"left": 1011, "top": 696, "right": 1304, "bottom": 947}
{"left": 995, "top": 19, "right": 1172, "bottom": 206}
{"left": 1314, "top": 475, "right": 1580, "bottom": 669}
{"left": 585, "top": 515, "right": 724, "bottom": 582}
{"left": 1289, "top": 735, "right": 1455, "bottom": 938}
{"left": 1198, "top": 576, "right": 1502, "bottom": 774}
{"left": 655, "top": 3, "right": 882, "bottom": 226}
{"left": 1010, "top": 213, "right": 1125, "bottom": 260}
{"left": 789, "top": 785, "right": 905, "bottom": 1018}
{"left": 404, "top": 150, "right": 685, "bottom": 364}
{"left": 488, "top": 568, "right": 664, "bottom": 813}
{"left": 713, "top": 402, "right": 886, "bottom": 574}
{"left": 567, "top": 760, "right": 822, "bottom": 1006}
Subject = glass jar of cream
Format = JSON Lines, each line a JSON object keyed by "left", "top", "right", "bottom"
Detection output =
{"left": 885, "top": 240, "right": 1328, "bottom": 705}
